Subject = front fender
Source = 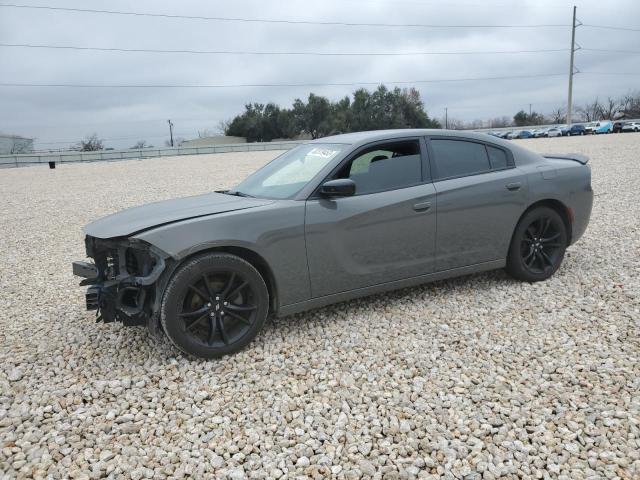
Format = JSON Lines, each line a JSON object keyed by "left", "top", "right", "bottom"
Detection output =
{"left": 132, "top": 201, "right": 310, "bottom": 307}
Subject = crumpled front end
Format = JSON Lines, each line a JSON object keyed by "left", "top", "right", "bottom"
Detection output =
{"left": 72, "top": 236, "right": 168, "bottom": 326}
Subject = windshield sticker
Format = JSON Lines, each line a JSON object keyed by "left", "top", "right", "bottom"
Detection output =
{"left": 308, "top": 148, "right": 339, "bottom": 159}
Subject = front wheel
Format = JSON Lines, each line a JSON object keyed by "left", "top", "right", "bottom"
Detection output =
{"left": 161, "top": 253, "right": 269, "bottom": 359}
{"left": 506, "top": 207, "right": 568, "bottom": 282}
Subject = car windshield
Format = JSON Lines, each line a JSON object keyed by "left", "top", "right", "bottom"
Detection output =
{"left": 230, "top": 143, "right": 346, "bottom": 199}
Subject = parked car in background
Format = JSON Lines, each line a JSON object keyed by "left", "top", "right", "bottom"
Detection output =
{"left": 584, "top": 122, "right": 598, "bottom": 134}
{"left": 622, "top": 121, "right": 640, "bottom": 132}
{"left": 593, "top": 121, "right": 613, "bottom": 134}
{"left": 512, "top": 130, "right": 533, "bottom": 139}
{"left": 613, "top": 121, "right": 627, "bottom": 133}
{"left": 72, "top": 129, "right": 593, "bottom": 358}
{"left": 546, "top": 127, "right": 563, "bottom": 138}
{"left": 532, "top": 128, "right": 548, "bottom": 138}
{"left": 566, "top": 124, "right": 586, "bottom": 136}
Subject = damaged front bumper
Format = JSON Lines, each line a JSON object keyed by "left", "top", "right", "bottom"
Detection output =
{"left": 72, "top": 236, "right": 168, "bottom": 326}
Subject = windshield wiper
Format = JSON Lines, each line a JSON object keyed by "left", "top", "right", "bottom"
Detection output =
{"left": 225, "top": 190, "right": 255, "bottom": 198}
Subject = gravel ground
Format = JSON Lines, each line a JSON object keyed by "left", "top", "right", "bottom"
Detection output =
{"left": 1, "top": 134, "right": 639, "bottom": 479}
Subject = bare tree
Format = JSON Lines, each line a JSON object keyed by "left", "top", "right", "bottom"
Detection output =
{"left": 216, "top": 120, "right": 231, "bottom": 135}
{"left": 197, "top": 129, "right": 216, "bottom": 138}
{"left": 130, "top": 140, "right": 148, "bottom": 149}
{"left": 548, "top": 107, "right": 566, "bottom": 124}
{"left": 598, "top": 97, "right": 622, "bottom": 120}
{"left": 444, "top": 118, "right": 465, "bottom": 130}
{"left": 489, "top": 116, "right": 511, "bottom": 128}
{"left": 77, "top": 133, "right": 104, "bottom": 151}
{"left": 576, "top": 99, "right": 601, "bottom": 122}
{"left": 620, "top": 91, "right": 640, "bottom": 119}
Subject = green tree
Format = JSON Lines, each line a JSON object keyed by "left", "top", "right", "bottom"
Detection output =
{"left": 224, "top": 85, "right": 439, "bottom": 140}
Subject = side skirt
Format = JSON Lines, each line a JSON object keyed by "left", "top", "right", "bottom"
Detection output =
{"left": 276, "top": 259, "right": 505, "bottom": 317}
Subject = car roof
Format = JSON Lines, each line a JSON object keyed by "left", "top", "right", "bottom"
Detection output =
{"left": 310, "top": 129, "right": 512, "bottom": 147}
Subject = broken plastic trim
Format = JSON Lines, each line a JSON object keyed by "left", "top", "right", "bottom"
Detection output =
{"left": 74, "top": 237, "right": 168, "bottom": 325}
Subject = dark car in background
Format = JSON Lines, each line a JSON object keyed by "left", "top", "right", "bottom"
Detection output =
{"left": 613, "top": 121, "right": 627, "bottom": 133}
{"left": 565, "top": 124, "right": 587, "bottom": 136}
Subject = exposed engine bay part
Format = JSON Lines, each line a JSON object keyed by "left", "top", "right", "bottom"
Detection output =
{"left": 73, "top": 236, "right": 168, "bottom": 326}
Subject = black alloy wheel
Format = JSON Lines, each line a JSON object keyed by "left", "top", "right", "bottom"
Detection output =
{"left": 506, "top": 207, "right": 568, "bottom": 282}
{"left": 161, "top": 253, "right": 269, "bottom": 359}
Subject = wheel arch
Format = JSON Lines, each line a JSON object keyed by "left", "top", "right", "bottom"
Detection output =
{"left": 518, "top": 199, "right": 573, "bottom": 243}
{"left": 154, "top": 245, "right": 279, "bottom": 316}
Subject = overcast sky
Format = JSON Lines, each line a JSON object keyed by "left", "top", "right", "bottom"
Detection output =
{"left": 1, "top": 0, "right": 638, "bottom": 149}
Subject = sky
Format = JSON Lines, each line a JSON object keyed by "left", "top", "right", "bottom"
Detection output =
{"left": 1, "top": 0, "right": 639, "bottom": 150}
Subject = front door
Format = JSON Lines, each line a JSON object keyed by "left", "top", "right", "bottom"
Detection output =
{"left": 304, "top": 139, "right": 437, "bottom": 298}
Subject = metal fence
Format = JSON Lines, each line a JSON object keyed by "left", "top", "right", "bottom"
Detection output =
{"left": 3, "top": 121, "right": 638, "bottom": 168}
{"left": 0, "top": 141, "right": 302, "bottom": 168}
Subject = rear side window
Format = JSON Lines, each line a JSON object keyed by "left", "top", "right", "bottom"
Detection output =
{"left": 487, "top": 146, "right": 508, "bottom": 170}
{"left": 431, "top": 140, "right": 490, "bottom": 179}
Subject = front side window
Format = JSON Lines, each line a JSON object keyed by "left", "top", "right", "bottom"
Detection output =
{"left": 233, "top": 144, "right": 345, "bottom": 199}
{"left": 333, "top": 140, "right": 422, "bottom": 195}
{"left": 431, "top": 139, "right": 491, "bottom": 179}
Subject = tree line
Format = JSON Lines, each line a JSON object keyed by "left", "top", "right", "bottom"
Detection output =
{"left": 73, "top": 89, "right": 640, "bottom": 150}
{"left": 447, "top": 91, "right": 640, "bottom": 129}
{"left": 223, "top": 85, "right": 440, "bottom": 142}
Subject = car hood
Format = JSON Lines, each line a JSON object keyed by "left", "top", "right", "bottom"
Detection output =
{"left": 84, "top": 192, "right": 273, "bottom": 239}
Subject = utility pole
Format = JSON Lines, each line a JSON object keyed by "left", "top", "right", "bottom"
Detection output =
{"left": 167, "top": 119, "right": 174, "bottom": 147}
{"left": 444, "top": 107, "right": 448, "bottom": 129}
{"left": 567, "top": 6, "right": 578, "bottom": 125}
{"left": 529, "top": 104, "right": 532, "bottom": 117}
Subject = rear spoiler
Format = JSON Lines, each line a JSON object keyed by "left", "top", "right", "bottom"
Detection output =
{"left": 543, "top": 153, "right": 589, "bottom": 165}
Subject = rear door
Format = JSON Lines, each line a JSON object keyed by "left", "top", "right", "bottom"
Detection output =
{"left": 304, "top": 138, "right": 437, "bottom": 297}
{"left": 426, "top": 137, "right": 527, "bottom": 271}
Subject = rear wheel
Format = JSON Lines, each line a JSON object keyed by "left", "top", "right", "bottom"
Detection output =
{"left": 506, "top": 207, "right": 568, "bottom": 282}
{"left": 161, "top": 253, "right": 269, "bottom": 359}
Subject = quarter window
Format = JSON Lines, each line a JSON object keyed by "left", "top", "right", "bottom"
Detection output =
{"left": 334, "top": 140, "right": 422, "bottom": 195}
{"left": 431, "top": 139, "right": 490, "bottom": 179}
{"left": 487, "top": 146, "right": 508, "bottom": 170}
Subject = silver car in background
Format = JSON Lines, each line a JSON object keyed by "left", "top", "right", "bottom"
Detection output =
{"left": 73, "top": 129, "right": 593, "bottom": 359}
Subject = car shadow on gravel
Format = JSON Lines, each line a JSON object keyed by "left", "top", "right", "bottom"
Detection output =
{"left": 260, "top": 268, "right": 514, "bottom": 334}
{"left": 99, "top": 268, "right": 528, "bottom": 363}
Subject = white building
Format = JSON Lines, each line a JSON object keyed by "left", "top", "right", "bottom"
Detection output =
{"left": 0, "top": 134, "right": 34, "bottom": 154}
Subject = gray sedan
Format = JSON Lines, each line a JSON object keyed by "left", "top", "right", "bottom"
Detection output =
{"left": 73, "top": 129, "right": 593, "bottom": 359}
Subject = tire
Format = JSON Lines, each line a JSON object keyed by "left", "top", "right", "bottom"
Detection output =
{"left": 506, "top": 207, "right": 568, "bottom": 282}
{"left": 161, "top": 253, "right": 269, "bottom": 359}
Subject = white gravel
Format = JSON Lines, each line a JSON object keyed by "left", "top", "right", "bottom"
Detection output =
{"left": 1, "top": 135, "right": 639, "bottom": 479}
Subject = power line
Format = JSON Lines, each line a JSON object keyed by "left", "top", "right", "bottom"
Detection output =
{"left": 0, "top": 73, "right": 567, "bottom": 89}
{"left": 0, "top": 42, "right": 571, "bottom": 57}
{"left": 0, "top": 3, "right": 570, "bottom": 29}
{"left": 2, "top": 72, "right": 633, "bottom": 91}
{"left": 5, "top": 43, "right": 638, "bottom": 57}
{"left": 582, "top": 48, "right": 640, "bottom": 54}
{"left": 579, "top": 71, "right": 640, "bottom": 76}
{"left": 581, "top": 23, "right": 640, "bottom": 33}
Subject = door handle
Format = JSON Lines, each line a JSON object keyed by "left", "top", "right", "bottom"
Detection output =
{"left": 413, "top": 201, "right": 432, "bottom": 212}
{"left": 506, "top": 182, "right": 522, "bottom": 191}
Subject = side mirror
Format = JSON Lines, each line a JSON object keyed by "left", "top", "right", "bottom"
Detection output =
{"left": 319, "top": 178, "right": 356, "bottom": 197}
